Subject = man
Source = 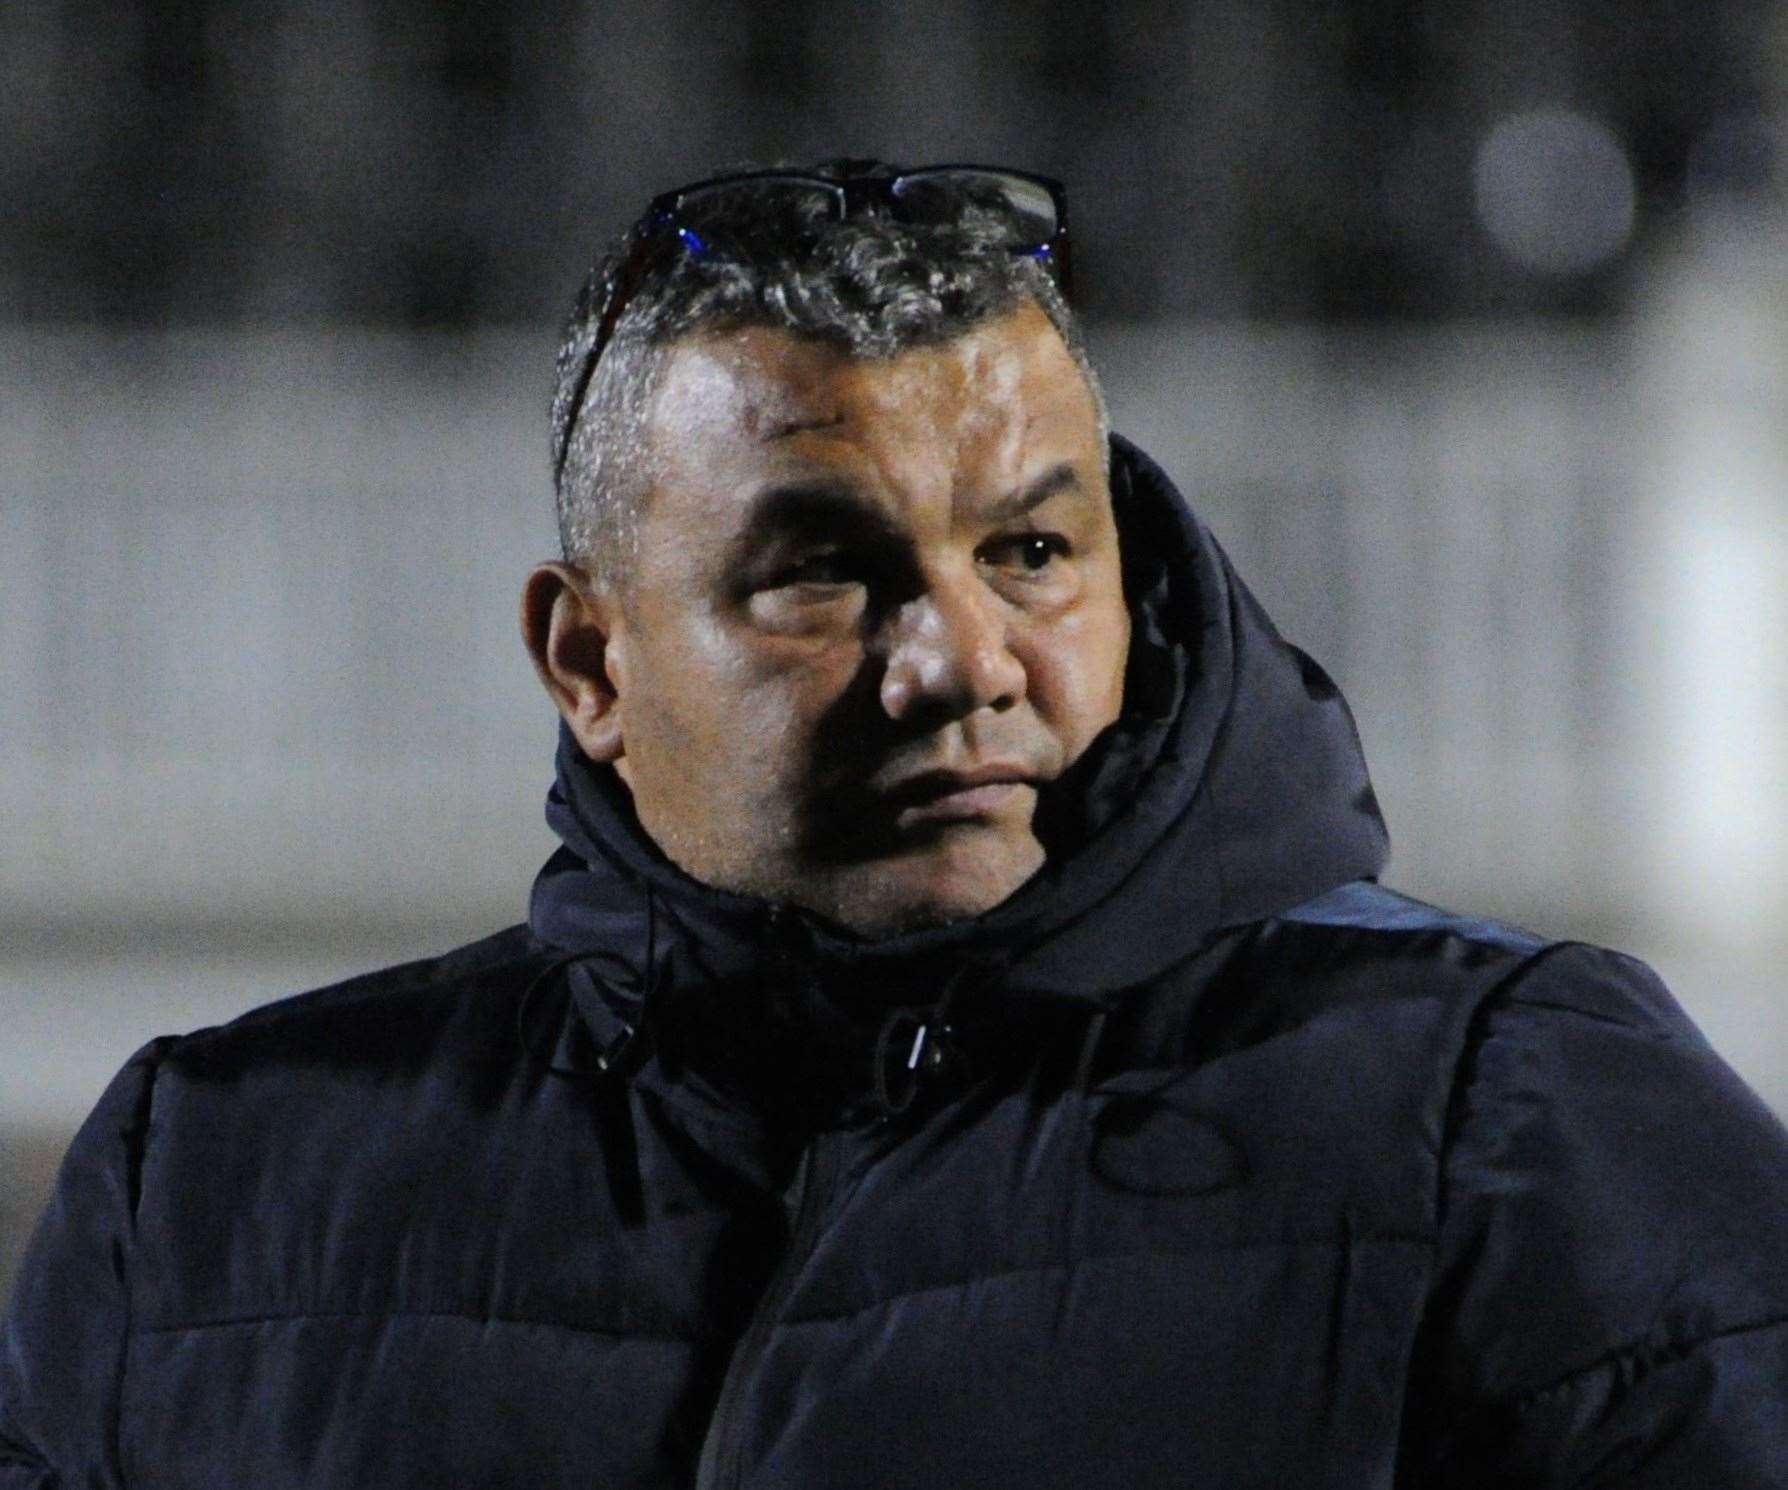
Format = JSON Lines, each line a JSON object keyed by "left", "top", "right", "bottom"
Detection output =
{"left": 4, "top": 160, "right": 1787, "bottom": 1488}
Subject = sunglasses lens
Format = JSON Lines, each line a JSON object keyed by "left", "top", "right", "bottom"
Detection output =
{"left": 889, "top": 170, "right": 1060, "bottom": 251}
{"left": 674, "top": 178, "right": 842, "bottom": 225}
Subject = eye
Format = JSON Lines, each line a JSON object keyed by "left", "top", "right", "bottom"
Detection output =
{"left": 745, "top": 546, "right": 871, "bottom": 633}
{"left": 771, "top": 550, "right": 861, "bottom": 588}
{"left": 979, "top": 533, "right": 1071, "bottom": 573}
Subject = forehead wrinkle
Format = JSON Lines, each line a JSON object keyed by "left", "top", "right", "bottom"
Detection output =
{"left": 757, "top": 410, "right": 847, "bottom": 441}
{"left": 656, "top": 330, "right": 843, "bottom": 447}
{"left": 651, "top": 309, "right": 1101, "bottom": 556}
{"left": 804, "top": 357, "right": 953, "bottom": 522}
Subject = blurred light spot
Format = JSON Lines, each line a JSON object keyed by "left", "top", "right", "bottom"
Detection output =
{"left": 1473, "top": 108, "right": 1635, "bottom": 275}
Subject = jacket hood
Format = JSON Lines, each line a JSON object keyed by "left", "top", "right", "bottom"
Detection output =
{"left": 528, "top": 434, "right": 1387, "bottom": 1026}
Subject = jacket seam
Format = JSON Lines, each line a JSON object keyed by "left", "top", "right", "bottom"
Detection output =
{"left": 1501, "top": 1311, "right": 1788, "bottom": 1415}
{"left": 169, "top": 930, "right": 551, "bottom": 1052}
{"left": 115, "top": 1038, "right": 176, "bottom": 1490}
{"left": 129, "top": 1238, "right": 1444, "bottom": 1347}
{"left": 778, "top": 1232, "right": 1436, "bottom": 1330}
{"left": 1277, "top": 885, "right": 1546, "bottom": 958}
{"left": 1397, "top": 939, "right": 1588, "bottom": 1469}
{"left": 129, "top": 1307, "right": 705, "bottom": 1344}
{"left": 1432, "top": 938, "right": 1597, "bottom": 1227}
{"left": 0, "top": 1418, "right": 53, "bottom": 1476}
{"left": 1281, "top": 914, "right": 1544, "bottom": 961}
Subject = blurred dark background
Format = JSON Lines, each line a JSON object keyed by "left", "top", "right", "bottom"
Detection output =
{"left": 5, "top": 0, "right": 1788, "bottom": 1295}
{"left": 4, "top": 0, "right": 1778, "bottom": 325}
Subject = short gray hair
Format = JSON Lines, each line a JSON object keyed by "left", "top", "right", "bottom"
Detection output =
{"left": 548, "top": 169, "right": 1107, "bottom": 585}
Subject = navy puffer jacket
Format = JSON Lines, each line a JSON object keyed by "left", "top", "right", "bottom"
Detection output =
{"left": 5, "top": 439, "right": 1787, "bottom": 1488}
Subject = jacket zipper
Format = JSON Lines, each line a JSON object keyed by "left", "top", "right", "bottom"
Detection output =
{"left": 694, "top": 1127, "right": 845, "bottom": 1490}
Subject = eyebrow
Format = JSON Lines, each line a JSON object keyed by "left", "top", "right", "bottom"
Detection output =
{"left": 976, "top": 461, "right": 1086, "bottom": 525}
{"left": 728, "top": 479, "right": 899, "bottom": 562}
{"left": 729, "top": 460, "right": 1090, "bottom": 565}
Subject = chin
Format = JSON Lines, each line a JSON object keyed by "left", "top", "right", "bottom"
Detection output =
{"left": 815, "top": 831, "right": 1046, "bottom": 937}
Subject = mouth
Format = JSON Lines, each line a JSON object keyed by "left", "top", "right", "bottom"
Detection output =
{"left": 879, "top": 765, "right": 1040, "bottom": 825}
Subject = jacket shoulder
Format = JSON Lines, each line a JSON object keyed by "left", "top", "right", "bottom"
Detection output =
{"left": 160, "top": 922, "right": 556, "bottom": 1075}
{"left": 1262, "top": 884, "right": 1727, "bottom": 1076}
{"left": 1180, "top": 881, "right": 1553, "bottom": 1065}
{"left": 1252, "top": 891, "right": 1788, "bottom": 1477}
{"left": 1275, "top": 880, "right": 1546, "bottom": 957}
{"left": 1407, "top": 937, "right": 1788, "bottom": 1480}
{"left": 115, "top": 925, "right": 605, "bottom": 1334}
{"left": 0, "top": 1036, "right": 176, "bottom": 1483}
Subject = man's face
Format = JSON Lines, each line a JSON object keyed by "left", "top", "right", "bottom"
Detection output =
{"left": 595, "top": 302, "right": 1130, "bottom": 934}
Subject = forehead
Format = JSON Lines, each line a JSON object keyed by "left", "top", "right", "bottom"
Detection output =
{"left": 642, "top": 302, "right": 1102, "bottom": 505}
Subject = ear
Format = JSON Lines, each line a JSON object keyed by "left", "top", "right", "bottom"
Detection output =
{"left": 520, "top": 562, "right": 630, "bottom": 764}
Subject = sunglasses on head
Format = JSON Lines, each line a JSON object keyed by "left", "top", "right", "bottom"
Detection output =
{"left": 554, "top": 162, "right": 1072, "bottom": 488}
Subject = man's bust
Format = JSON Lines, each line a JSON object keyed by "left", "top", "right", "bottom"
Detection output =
{"left": 5, "top": 161, "right": 1786, "bottom": 1489}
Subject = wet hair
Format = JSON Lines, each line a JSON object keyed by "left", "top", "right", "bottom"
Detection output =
{"left": 548, "top": 165, "right": 1107, "bottom": 585}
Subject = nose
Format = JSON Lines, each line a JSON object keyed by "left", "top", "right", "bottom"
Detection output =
{"left": 878, "top": 570, "right": 1027, "bottom": 725}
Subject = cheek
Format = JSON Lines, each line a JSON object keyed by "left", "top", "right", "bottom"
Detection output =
{"left": 621, "top": 617, "right": 756, "bottom": 789}
{"left": 633, "top": 615, "right": 861, "bottom": 773}
{"left": 1023, "top": 594, "right": 1131, "bottom": 750}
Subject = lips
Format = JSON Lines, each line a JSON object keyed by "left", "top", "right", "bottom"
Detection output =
{"left": 880, "top": 764, "right": 1039, "bottom": 822}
